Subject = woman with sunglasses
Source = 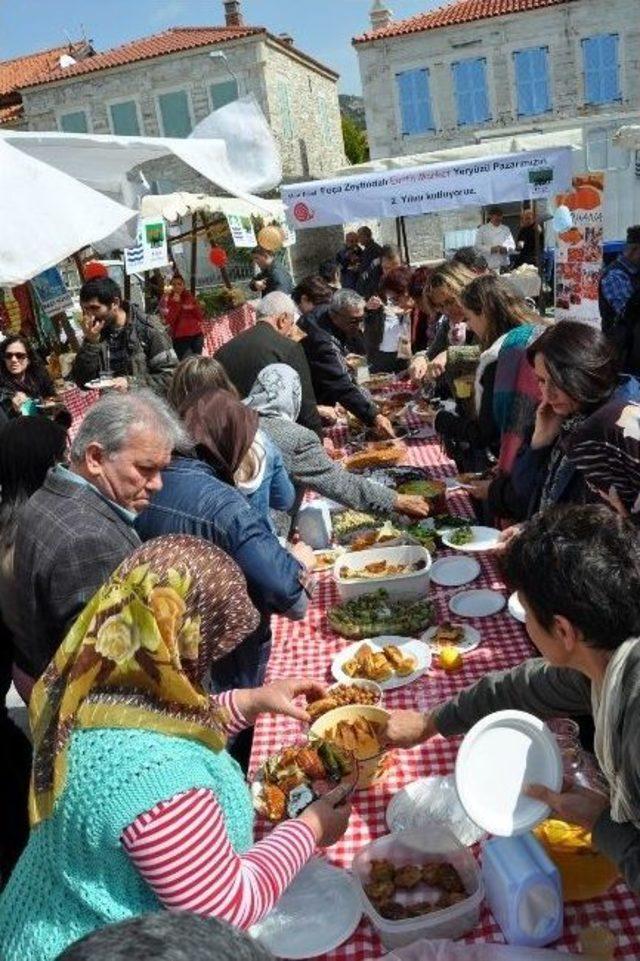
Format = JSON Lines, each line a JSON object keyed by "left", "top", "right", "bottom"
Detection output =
{"left": 0, "top": 336, "right": 56, "bottom": 419}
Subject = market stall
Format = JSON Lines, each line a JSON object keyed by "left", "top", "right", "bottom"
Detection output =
{"left": 249, "top": 422, "right": 640, "bottom": 959}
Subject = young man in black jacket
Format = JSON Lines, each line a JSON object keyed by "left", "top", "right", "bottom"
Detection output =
{"left": 73, "top": 278, "right": 177, "bottom": 395}
{"left": 300, "top": 289, "right": 395, "bottom": 437}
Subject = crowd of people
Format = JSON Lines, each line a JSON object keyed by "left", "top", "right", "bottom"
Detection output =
{"left": 1, "top": 219, "right": 640, "bottom": 960}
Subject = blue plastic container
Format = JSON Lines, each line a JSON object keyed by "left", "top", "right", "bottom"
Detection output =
{"left": 482, "top": 833, "right": 563, "bottom": 948}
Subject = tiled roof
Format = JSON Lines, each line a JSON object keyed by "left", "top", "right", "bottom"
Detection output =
{"left": 353, "top": 0, "right": 572, "bottom": 43}
{"left": 0, "top": 42, "right": 87, "bottom": 96}
{"left": 23, "top": 26, "right": 267, "bottom": 87}
{"left": 0, "top": 103, "right": 24, "bottom": 126}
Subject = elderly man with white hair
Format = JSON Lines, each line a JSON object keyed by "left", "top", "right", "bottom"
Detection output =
{"left": 215, "top": 291, "right": 323, "bottom": 437}
{"left": 13, "top": 390, "right": 187, "bottom": 687}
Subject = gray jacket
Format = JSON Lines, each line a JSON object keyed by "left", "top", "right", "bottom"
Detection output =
{"left": 259, "top": 416, "right": 396, "bottom": 536}
{"left": 434, "top": 658, "right": 640, "bottom": 894}
{"left": 13, "top": 469, "right": 140, "bottom": 677}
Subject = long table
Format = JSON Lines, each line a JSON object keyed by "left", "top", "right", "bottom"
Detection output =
{"left": 250, "top": 432, "right": 640, "bottom": 960}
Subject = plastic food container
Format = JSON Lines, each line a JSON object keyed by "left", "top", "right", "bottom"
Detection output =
{"left": 309, "top": 704, "right": 392, "bottom": 789}
{"left": 481, "top": 834, "right": 562, "bottom": 947}
{"left": 352, "top": 826, "right": 484, "bottom": 948}
{"left": 333, "top": 545, "right": 432, "bottom": 601}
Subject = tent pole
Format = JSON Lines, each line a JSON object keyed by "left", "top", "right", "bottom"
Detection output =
{"left": 400, "top": 216, "right": 410, "bottom": 265}
{"left": 190, "top": 213, "right": 198, "bottom": 296}
{"left": 395, "top": 216, "right": 402, "bottom": 252}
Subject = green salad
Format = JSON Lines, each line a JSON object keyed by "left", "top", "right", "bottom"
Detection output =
{"left": 327, "top": 589, "right": 434, "bottom": 640}
{"left": 447, "top": 527, "right": 475, "bottom": 546}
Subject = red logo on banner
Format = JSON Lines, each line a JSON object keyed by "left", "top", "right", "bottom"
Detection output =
{"left": 293, "top": 202, "right": 314, "bottom": 223}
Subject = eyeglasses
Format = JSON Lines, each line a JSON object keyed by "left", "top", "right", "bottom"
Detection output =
{"left": 5, "top": 352, "right": 27, "bottom": 360}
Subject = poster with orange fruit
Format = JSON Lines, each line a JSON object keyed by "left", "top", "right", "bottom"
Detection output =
{"left": 555, "top": 173, "right": 604, "bottom": 325}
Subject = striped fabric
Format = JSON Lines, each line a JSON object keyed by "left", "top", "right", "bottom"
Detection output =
{"left": 121, "top": 689, "right": 316, "bottom": 927}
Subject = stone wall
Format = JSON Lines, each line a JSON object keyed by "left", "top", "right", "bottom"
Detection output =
{"left": 20, "top": 34, "right": 344, "bottom": 185}
{"left": 357, "top": 0, "right": 640, "bottom": 158}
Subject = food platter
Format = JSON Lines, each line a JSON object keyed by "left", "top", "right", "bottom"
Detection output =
{"left": 332, "top": 636, "right": 432, "bottom": 690}
{"left": 422, "top": 623, "right": 481, "bottom": 655}
{"left": 440, "top": 526, "right": 502, "bottom": 552}
{"left": 327, "top": 589, "right": 434, "bottom": 639}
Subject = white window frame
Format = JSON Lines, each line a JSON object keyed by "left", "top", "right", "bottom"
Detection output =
{"left": 154, "top": 86, "right": 195, "bottom": 138}
{"left": 56, "top": 105, "right": 92, "bottom": 134}
{"left": 392, "top": 60, "right": 440, "bottom": 139}
{"left": 585, "top": 125, "right": 631, "bottom": 172}
{"left": 106, "top": 96, "right": 143, "bottom": 137}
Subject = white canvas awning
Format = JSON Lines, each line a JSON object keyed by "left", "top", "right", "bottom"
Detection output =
{"left": 140, "top": 192, "right": 285, "bottom": 223}
{"left": 0, "top": 97, "right": 281, "bottom": 204}
{"left": 0, "top": 139, "right": 135, "bottom": 286}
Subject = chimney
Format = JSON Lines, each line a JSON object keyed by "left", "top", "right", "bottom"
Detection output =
{"left": 278, "top": 32, "right": 294, "bottom": 46}
{"left": 370, "top": 0, "right": 392, "bottom": 30}
{"left": 224, "top": 1, "right": 243, "bottom": 27}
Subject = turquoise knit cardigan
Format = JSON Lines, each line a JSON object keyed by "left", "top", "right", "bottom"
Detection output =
{"left": 0, "top": 727, "right": 254, "bottom": 961}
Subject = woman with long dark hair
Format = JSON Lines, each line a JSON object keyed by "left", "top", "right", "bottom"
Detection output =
{"left": 510, "top": 321, "right": 640, "bottom": 517}
{"left": 433, "top": 275, "right": 543, "bottom": 468}
{"left": 0, "top": 336, "right": 56, "bottom": 419}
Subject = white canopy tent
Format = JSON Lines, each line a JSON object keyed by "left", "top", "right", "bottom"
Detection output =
{"left": 140, "top": 192, "right": 284, "bottom": 223}
{"left": 0, "top": 96, "right": 282, "bottom": 206}
{"left": 0, "top": 139, "right": 135, "bottom": 286}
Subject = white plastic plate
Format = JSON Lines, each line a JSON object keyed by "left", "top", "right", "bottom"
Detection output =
{"left": 249, "top": 859, "right": 362, "bottom": 958}
{"left": 449, "top": 589, "right": 505, "bottom": 618}
{"left": 441, "top": 526, "right": 502, "bottom": 552}
{"left": 422, "top": 623, "right": 481, "bottom": 655}
{"left": 508, "top": 591, "right": 526, "bottom": 624}
{"left": 430, "top": 555, "right": 481, "bottom": 587}
{"left": 332, "top": 636, "right": 432, "bottom": 690}
{"left": 455, "top": 710, "right": 563, "bottom": 836}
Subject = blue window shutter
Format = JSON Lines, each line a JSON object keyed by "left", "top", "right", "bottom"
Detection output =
{"left": 210, "top": 79, "right": 239, "bottom": 110}
{"left": 583, "top": 35, "right": 620, "bottom": 104}
{"left": 515, "top": 48, "right": 551, "bottom": 116}
{"left": 59, "top": 110, "right": 88, "bottom": 133}
{"left": 453, "top": 61, "right": 474, "bottom": 125}
{"left": 454, "top": 59, "right": 489, "bottom": 125}
{"left": 109, "top": 101, "right": 140, "bottom": 136}
{"left": 472, "top": 59, "right": 490, "bottom": 122}
{"left": 396, "top": 69, "right": 434, "bottom": 135}
{"left": 601, "top": 34, "right": 620, "bottom": 102}
{"left": 158, "top": 91, "right": 192, "bottom": 137}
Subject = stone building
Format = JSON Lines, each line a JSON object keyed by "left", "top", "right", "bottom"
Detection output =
{"left": 353, "top": 0, "right": 640, "bottom": 256}
{"left": 0, "top": 2, "right": 347, "bottom": 276}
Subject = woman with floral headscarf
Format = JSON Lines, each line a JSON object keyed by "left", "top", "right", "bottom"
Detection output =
{"left": 0, "top": 536, "right": 350, "bottom": 961}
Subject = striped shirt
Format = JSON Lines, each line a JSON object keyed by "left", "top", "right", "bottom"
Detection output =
{"left": 120, "top": 690, "right": 316, "bottom": 927}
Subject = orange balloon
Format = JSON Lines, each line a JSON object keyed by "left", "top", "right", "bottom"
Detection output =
{"left": 257, "top": 225, "right": 285, "bottom": 252}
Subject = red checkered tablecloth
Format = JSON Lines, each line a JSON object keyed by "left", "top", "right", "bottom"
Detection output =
{"left": 250, "top": 433, "right": 640, "bottom": 960}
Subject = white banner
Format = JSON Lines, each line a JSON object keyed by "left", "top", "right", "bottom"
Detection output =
{"left": 282, "top": 148, "right": 573, "bottom": 229}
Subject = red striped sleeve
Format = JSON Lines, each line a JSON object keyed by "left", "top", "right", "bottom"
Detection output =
{"left": 121, "top": 787, "right": 316, "bottom": 928}
{"left": 212, "top": 690, "right": 248, "bottom": 737}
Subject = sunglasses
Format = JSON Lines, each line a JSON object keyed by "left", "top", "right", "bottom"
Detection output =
{"left": 5, "top": 352, "right": 27, "bottom": 360}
